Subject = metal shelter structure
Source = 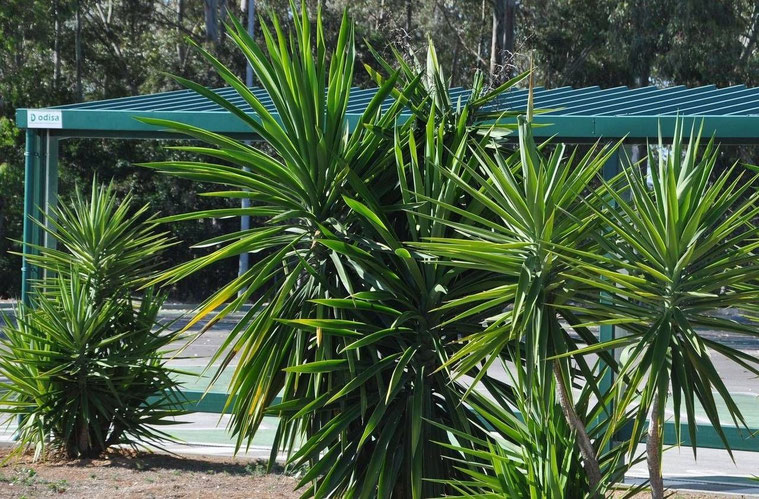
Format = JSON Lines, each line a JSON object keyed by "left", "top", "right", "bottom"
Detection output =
{"left": 16, "top": 83, "right": 759, "bottom": 450}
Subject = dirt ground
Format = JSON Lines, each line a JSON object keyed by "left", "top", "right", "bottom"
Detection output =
{"left": 0, "top": 446, "right": 300, "bottom": 498}
{"left": 0, "top": 446, "right": 752, "bottom": 498}
{"left": 619, "top": 492, "right": 754, "bottom": 498}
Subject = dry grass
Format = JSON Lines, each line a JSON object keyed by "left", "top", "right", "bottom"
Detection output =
{"left": 0, "top": 445, "right": 300, "bottom": 498}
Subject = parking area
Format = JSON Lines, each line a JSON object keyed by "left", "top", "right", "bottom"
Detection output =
{"left": 2, "top": 302, "right": 759, "bottom": 494}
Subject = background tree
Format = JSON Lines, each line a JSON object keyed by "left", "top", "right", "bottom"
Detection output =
{"left": 4, "top": 0, "right": 759, "bottom": 298}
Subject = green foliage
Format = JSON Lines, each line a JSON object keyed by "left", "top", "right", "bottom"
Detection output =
{"left": 582, "top": 123, "right": 759, "bottom": 488}
{"left": 0, "top": 116, "right": 24, "bottom": 297}
{"left": 524, "top": 0, "right": 755, "bottom": 87}
{"left": 409, "top": 113, "right": 627, "bottom": 492}
{"left": 0, "top": 183, "right": 185, "bottom": 460}
{"left": 433, "top": 354, "right": 642, "bottom": 499}
{"left": 137, "top": 3, "right": 539, "bottom": 496}
{"left": 3, "top": 0, "right": 759, "bottom": 300}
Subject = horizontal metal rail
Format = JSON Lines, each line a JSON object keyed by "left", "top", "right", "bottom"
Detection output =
{"left": 163, "top": 390, "right": 759, "bottom": 452}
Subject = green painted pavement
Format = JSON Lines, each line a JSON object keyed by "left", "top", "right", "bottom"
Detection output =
{"left": 172, "top": 365, "right": 234, "bottom": 393}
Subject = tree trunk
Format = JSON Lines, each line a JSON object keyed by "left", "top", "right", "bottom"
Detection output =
{"left": 648, "top": 392, "right": 664, "bottom": 499}
{"left": 53, "top": 0, "right": 61, "bottom": 89}
{"left": 244, "top": 0, "right": 255, "bottom": 86}
{"left": 450, "top": 38, "right": 460, "bottom": 86}
{"left": 75, "top": 0, "right": 83, "bottom": 101}
{"left": 553, "top": 362, "right": 603, "bottom": 498}
{"left": 489, "top": 0, "right": 516, "bottom": 83}
{"left": 177, "top": 0, "right": 186, "bottom": 66}
{"left": 503, "top": 0, "right": 515, "bottom": 62}
{"left": 489, "top": 2, "right": 499, "bottom": 82}
{"left": 477, "top": 0, "right": 486, "bottom": 70}
{"left": 218, "top": 0, "right": 227, "bottom": 45}
{"left": 205, "top": 0, "right": 219, "bottom": 42}
{"left": 406, "top": 0, "right": 412, "bottom": 33}
{"left": 740, "top": 1, "right": 759, "bottom": 65}
{"left": 376, "top": 0, "right": 385, "bottom": 30}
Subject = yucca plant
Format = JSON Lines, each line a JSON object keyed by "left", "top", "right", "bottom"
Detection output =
{"left": 431, "top": 351, "right": 642, "bottom": 499}
{"left": 578, "top": 122, "right": 759, "bottom": 498}
{"left": 138, "top": 7, "right": 407, "bottom": 469}
{"left": 279, "top": 45, "right": 529, "bottom": 497}
{"left": 137, "top": 3, "right": 534, "bottom": 496}
{"left": 410, "top": 113, "right": 624, "bottom": 496}
{"left": 0, "top": 183, "right": 184, "bottom": 460}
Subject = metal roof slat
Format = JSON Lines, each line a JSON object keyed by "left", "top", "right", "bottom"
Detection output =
{"left": 121, "top": 86, "right": 272, "bottom": 112}
{"left": 682, "top": 92, "right": 759, "bottom": 115}
{"left": 584, "top": 86, "right": 696, "bottom": 115}
{"left": 127, "top": 94, "right": 223, "bottom": 111}
{"left": 96, "top": 86, "right": 248, "bottom": 111}
{"left": 561, "top": 86, "right": 659, "bottom": 116}
{"left": 490, "top": 85, "right": 563, "bottom": 105}
{"left": 531, "top": 86, "right": 636, "bottom": 113}
{"left": 145, "top": 87, "right": 247, "bottom": 111}
{"left": 724, "top": 101, "right": 759, "bottom": 115}
{"left": 345, "top": 87, "right": 399, "bottom": 113}
{"left": 158, "top": 88, "right": 278, "bottom": 113}
{"left": 655, "top": 86, "right": 759, "bottom": 115}
{"left": 52, "top": 87, "right": 198, "bottom": 109}
{"left": 85, "top": 86, "right": 240, "bottom": 111}
{"left": 488, "top": 86, "right": 579, "bottom": 110}
{"left": 627, "top": 85, "right": 750, "bottom": 115}
{"left": 483, "top": 86, "right": 599, "bottom": 112}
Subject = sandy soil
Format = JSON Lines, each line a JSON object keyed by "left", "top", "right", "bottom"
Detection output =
{"left": 0, "top": 445, "right": 751, "bottom": 498}
{"left": 0, "top": 447, "right": 300, "bottom": 498}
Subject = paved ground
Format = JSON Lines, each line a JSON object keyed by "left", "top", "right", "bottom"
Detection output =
{"left": 2, "top": 302, "right": 759, "bottom": 495}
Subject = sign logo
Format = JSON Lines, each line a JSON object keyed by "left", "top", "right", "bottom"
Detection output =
{"left": 27, "top": 109, "right": 63, "bottom": 129}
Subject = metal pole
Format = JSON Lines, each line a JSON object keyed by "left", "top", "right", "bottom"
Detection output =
{"left": 598, "top": 147, "right": 619, "bottom": 453}
{"left": 245, "top": 0, "right": 255, "bottom": 91}
{"left": 21, "top": 130, "right": 39, "bottom": 306}
{"left": 43, "top": 132, "right": 59, "bottom": 254}
{"left": 239, "top": 0, "right": 255, "bottom": 279}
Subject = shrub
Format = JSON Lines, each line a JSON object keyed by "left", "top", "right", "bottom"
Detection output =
{"left": 584, "top": 123, "right": 759, "bottom": 497}
{"left": 0, "top": 183, "right": 184, "bottom": 460}
{"left": 433, "top": 351, "right": 642, "bottom": 498}
{"left": 137, "top": 4, "right": 530, "bottom": 497}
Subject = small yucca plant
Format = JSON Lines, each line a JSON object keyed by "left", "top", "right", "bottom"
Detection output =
{"left": 0, "top": 182, "right": 185, "bottom": 460}
{"left": 432, "top": 351, "right": 643, "bottom": 499}
{"left": 409, "top": 113, "right": 624, "bottom": 495}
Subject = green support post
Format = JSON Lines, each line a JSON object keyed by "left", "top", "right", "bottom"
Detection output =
{"left": 21, "top": 130, "right": 41, "bottom": 306}
{"left": 20, "top": 130, "right": 53, "bottom": 305}
{"left": 43, "top": 132, "right": 59, "bottom": 255}
{"left": 598, "top": 147, "right": 620, "bottom": 452}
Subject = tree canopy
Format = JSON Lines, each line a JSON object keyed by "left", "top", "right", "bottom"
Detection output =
{"left": 3, "top": 0, "right": 759, "bottom": 298}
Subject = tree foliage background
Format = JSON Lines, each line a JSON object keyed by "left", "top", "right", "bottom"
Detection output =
{"left": 3, "top": 0, "right": 759, "bottom": 298}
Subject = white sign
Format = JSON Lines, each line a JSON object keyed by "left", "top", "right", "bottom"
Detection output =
{"left": 27, "top": 109, "right": 63, "bottom": 129}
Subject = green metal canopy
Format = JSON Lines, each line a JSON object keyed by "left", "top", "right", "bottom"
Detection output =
{"left": 15, "top": 83, "right": 759, "bottom": 452}
{"left": 16, "top": 83, "right": 759, "bottom": 140}
{"left": 16, "top": 83, "right": 759, "bottom": 303}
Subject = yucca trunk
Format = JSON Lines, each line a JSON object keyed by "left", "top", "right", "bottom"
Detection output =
{"left": 647, "top": 390, "right": 664, "bottom": 498}
{"left": 553, "top": 362, "right": 602, "bottom": 497}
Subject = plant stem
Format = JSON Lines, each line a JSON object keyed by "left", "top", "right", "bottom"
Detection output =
{"left": 553, "top": 362, "right": 602, "bottom": 498}
{"left": 648, "top": 392, "right": 664, "bottom": 499}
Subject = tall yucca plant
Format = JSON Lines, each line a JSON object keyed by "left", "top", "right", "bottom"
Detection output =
{"left": 410, "top": 116, "right": 623, "bottom": 496}
{"left": 138, "top": 3, "right": 527, "bottom": 497}
{"left": 138, "top": 3, "right": 405, "bottom": 453}
{"left": 579, "top": 122, "right": 759, "bottom": 498}
{"left": 281, "top": 43, "right": 529, "bottom": 497}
